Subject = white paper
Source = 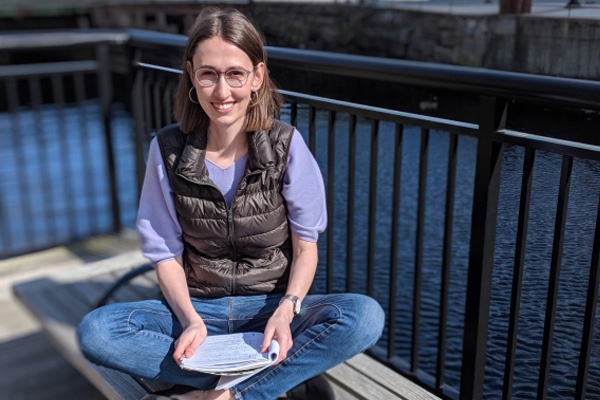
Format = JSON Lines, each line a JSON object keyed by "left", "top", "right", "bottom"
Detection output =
{"left": 214, "top": 365, "right": 270, "bottom": 390}
{"left": 180, "top": 332, "right": 279, "bottom": 386}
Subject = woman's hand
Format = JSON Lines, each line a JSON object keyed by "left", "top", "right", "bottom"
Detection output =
{"left": 155, "top": 258, "right": 208, "bottom": 365}
{"left": 173, "top": 319, "right": 208, "bottom": 364}
{"left": 262, "top": 304, "right": 294, "bottom": 364}
{"left": 261, "top": 235, "right": 319, "bottom": 363}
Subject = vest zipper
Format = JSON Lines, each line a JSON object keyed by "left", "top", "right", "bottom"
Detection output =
{"left": 225, "top": 168, "right": 267, "bottom": 295}
{"left": 227, "top": 208, "right": 237, "bottom": 294}
{"left": 178, "top": 177, "right": 238, "bottom": 293}
{"left": 177, "top": 168, "right": 273, "bottom": 296}
{"left": 226, "top": 168, "right": 271, "bottom": 294}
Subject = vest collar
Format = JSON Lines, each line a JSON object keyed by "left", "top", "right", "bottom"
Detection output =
{"left": 175, "top": 128, "right": 275, "bottom": 184}
{"left": 247, "top": 129, "right": 276, "bottom": 171}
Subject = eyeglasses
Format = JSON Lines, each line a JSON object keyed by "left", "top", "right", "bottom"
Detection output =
{"left": 193, "top": 67, "right": 254, "bottom": 88}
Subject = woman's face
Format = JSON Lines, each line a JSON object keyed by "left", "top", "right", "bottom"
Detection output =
{"left": 187, "top": 37, "right": 264, "bottom": 132}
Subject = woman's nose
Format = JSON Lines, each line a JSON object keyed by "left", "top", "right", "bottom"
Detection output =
{"left": 213, "top": 75, "right": 231, "bottom": 98}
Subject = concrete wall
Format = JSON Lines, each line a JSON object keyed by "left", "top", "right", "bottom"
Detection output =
{"left": 90, "top": 3, "right": 600, "bottom": 80}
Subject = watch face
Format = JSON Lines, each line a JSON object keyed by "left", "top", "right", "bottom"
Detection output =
{"left": 294, "top": 299, "right": 301, "bottom": 315}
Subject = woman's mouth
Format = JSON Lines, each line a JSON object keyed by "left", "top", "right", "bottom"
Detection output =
{"left": 213, "top": 102, "right": 234, "bottom": 111}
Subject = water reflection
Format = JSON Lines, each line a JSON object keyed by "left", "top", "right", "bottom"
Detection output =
{"left": 1, "top": 102, "right": 598, "bottom": 398}
{"left": 282, "top": 104, "right": 600, "bottom": 398}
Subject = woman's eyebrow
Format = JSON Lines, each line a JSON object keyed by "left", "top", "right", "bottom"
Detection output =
{"left": 195, "top": 64, "right": 248, "bottom": 71}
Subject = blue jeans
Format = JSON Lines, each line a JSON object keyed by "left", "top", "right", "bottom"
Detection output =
{"left": 78, "top": 292, "right": 384, "bottom": 400}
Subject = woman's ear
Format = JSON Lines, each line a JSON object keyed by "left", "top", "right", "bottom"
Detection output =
{"left": 186, "top": 61, "right": 195, "bottom": 83}
{"left": 251, "top": 62, "right": 265, "bottom": 91}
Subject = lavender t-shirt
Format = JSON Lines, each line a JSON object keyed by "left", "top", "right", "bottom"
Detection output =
{"left": 136, "top": 129, "right": 327, "bottom": 265}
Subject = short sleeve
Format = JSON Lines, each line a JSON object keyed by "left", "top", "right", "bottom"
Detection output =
{"left": 136, "top": 138, "right": 184, "bottom": 265}
{"left": 283, "top": 130, "right": 328, "bottom": 242}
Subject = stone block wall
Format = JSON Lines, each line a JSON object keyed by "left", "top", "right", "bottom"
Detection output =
{"left": 89, "top": 3, "right": 600, "bottom": 80}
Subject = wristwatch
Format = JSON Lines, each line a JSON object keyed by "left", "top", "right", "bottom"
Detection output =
{"left": 279, "top": 294, "right": 302, "bottom": 316}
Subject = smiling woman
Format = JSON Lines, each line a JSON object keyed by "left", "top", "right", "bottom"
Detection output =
{"left": 76, "top": 7, "right": 385, "bottom": 400}
{"left": 173, "top": 7, "right": 283, "bottom": 136}
{"left": 185, "top": 35, "right": 264, "bottom": 163}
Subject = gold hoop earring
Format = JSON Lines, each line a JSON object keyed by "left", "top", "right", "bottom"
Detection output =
{"left": 188, "top": 87, "right": 199, "bottom": 104}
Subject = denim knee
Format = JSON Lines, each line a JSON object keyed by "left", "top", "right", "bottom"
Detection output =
{"left": 339, "top": 293, "right": 385, "bottom": 352}
{"left": 354, "top": 294, "right": 385, "bottom": 350}
{"left": 77, "top": 306, "right": 114, "bottom": 365}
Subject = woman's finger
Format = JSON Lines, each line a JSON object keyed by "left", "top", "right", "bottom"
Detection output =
{"left": 173, "top": 330, "right": 195, "bottom": 363}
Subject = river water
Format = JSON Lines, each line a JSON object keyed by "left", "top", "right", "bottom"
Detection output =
{"left": 1, "top": 101, "right": 598, "bottom": 398}
{"left": 285, "top": 105, "right": 600, "bottom": 399}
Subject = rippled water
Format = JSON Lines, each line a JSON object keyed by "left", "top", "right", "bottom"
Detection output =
{"left": 0, "top": 101, "right": 137, "bottom": 255}
{"left": 1, "top": 102, "right": 598, "bottom": 398}
{"left": 285, "top": 106, "right": 600, "bottom": 399}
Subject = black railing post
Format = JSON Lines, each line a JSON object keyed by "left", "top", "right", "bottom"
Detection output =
{"left": 132, "top": 64, "right": 148, "bottom": 199}
{"left": 387, "top": 123, "right": 404, "bottom": 360}
{"left": 503, "top": 148, "right": 536, "bottom": 400}
{"left": 575, "top": 194, "right": 600, "bottom": 399}
{"left": 412, "top": 127, "right": 430, "bottom": 374}
{"left": 367, "top": 119, "right": 379, "bottom": 298}
{"left": 537, "top": 155, "right": 573, "bottom": 399}
{"left": 437, "top": 132, "right": 459, "bottom": 390}
{"left": 96, "top": 42, "right": 121, "bottom": 232}
{"left": 346, "top": 114, "right": 357, "bottom": 293}
{"left": 326, "top": 110, "right": 336, "bottom": 293}
{"left": 460, "top": 96, "right": 507, "bottom": 400}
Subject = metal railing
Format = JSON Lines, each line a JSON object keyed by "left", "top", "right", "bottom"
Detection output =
{"left": 1, "top": 29, "right": 599, "bottom": 400}
{"left": 0, "top": 35, "right": 125, "bottom": 257}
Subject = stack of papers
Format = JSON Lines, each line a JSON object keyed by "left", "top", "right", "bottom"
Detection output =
{"left": 180, "top": 332, "right": 280, "bottom": 389}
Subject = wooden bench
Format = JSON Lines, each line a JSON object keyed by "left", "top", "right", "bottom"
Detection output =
{"left": 12, "top": 251, "right": 441, "bottom": 400}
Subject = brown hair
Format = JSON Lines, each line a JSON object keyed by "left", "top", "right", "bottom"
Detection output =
{"left": 173, "top": 7, "right": 283, "bottom": 133}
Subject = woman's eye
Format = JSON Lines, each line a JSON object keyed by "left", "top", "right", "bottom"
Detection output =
{"left": 199, "top": 71, "right": 218, "bottom": 80}
{"left": 227, "top": 70, "right": 246, "bottom": 79}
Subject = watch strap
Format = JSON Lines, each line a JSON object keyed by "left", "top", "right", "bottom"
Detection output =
{"left": 280, "top": 294, "right": 301, "bottom": 315}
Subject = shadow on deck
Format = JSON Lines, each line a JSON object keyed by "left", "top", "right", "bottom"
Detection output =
{"left": 0, "top": 232, "right": 141, "bottom": 400}
{"left": 1, "top": 231, "right": 438, "bottom": 400}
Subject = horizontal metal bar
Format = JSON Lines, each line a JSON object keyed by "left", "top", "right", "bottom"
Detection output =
{"left": 136, "top": 62, "right": 182, "bottom": 76}
{"left": 127, "top": 28, "right": 187, "bottom": 48}
{"left": 0, "top": 30, "right": 129, "bottom": 50}
{"left": 268, "top": 47, "right": 600, "bottom": 109}
{"left": 280, "top": 89, "right": 479, "bottom": 135}
{"left": 0, "top": 61, "right": 98, "bottom": 78}
{"left": 498, "top": 129, "right": 600, "bottom": 160}
{"left": 134, "top": 63, "right": 479, "bottom": 135}
{"left": 2, "top": 29, "right": 599, "bottom": 110}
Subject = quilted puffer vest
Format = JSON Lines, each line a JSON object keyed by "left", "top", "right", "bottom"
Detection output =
{"left": 156, "top": 120, "right": 295, "bottom": 297}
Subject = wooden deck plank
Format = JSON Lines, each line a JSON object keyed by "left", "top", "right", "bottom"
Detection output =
{"left": 51, "top": 251, "right": 150, "bottom": 283}
{"left": 70, "top": 269, "right": 156, "bottom": 309}
{"left": 0, "top": 331, "right": 105, "bottom": 400}
{"left": 103, "top": 267, "right": 161, "bottom": 304}
{"left": 0, "top": 295, "right": 40, "bottom": 340}
{"left": 12, "top": 250, "right": 435, "bottom": 400}
{"left": 330, "top": 380, "right": 362, "bottom": 400}
{"left": 0, "top": 232, "right": 144, "bottom": 399}
{"left": 13, "top": 266, "right": 152, "bottom": 400}
{"left": 326, "top": 359, "right": 404, "bottom": 400}
{"left": 346, "top": 354, "right": 441, "bottom": 400}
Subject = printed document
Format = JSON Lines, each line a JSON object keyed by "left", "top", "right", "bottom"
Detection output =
{"left": 180, "top": 332, "right": 280, "bottom": 390}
